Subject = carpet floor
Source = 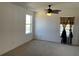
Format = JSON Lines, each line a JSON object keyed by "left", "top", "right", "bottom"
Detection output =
{"left": 3, "top": 40, "right": 79, "bottom": 56}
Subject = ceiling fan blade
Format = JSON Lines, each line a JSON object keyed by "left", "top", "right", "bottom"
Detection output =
{"left": 52, "top": 10, "right": 61, "bottom": 14}
{"left": 45, "top": 5, "right": 62, "bottom": 14}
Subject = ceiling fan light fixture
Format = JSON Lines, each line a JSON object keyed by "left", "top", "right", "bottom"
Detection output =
{"left": 46, "top": 13, "right": 52, "bottom": 16}
{"left": 46, "top": 9, "right": 53, "bottom": 16}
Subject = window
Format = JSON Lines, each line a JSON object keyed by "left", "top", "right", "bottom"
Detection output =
{"left": 65, "top": 24, "right": 70, "bottom": 37}
{"left": 60, "top": 17, "right": 74, "bottom": 38}
{"left": 60, "top": 24, "right": 73, "bottom": 37}
{"left": 25, "top": 14, "right": 32, "bottom": 34}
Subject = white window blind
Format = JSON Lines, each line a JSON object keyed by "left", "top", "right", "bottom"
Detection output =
{"left": 25, "top": 14, "right": 32, "bottom": 34}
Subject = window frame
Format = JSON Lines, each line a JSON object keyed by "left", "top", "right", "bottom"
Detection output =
{"left": 25, "top": 14, "right": 32, "bottom": 34}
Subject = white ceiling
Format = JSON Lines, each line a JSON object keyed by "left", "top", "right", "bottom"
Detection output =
{"left": 25, "top": 2, "right": 62, "bottom": 12}
{"left": 12, "top": 2, "right": 79, "bottom": 12}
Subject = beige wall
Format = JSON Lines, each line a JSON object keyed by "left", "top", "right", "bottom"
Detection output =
{"left": 35, "top": 3, "right": 79, "bottom": 45}
{"left": 0, "top": 3, "right": 35, "bottom": 55}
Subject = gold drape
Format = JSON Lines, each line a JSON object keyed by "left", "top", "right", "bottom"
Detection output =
{"left": 60, "top": 17, "right": 75, "bottom": 25}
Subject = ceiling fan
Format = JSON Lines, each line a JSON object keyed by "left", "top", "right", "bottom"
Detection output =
{"left": 45, "top": 5, "right": 61, "bottom": 16}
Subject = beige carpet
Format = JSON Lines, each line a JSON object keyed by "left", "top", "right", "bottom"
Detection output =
{"left": 3, "top": 40, "right": 79, "bottom": 56}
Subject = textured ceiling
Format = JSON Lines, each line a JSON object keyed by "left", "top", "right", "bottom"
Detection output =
{"left": 12, "top": 2, "right": 79, "bottom": 12}
{"left": 11, "top": 2, "right": 63, "bottom": 12}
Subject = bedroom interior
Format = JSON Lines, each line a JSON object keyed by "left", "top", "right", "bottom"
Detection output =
{"left": 0, "top": 2, "right": 79, "bottom": 56}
